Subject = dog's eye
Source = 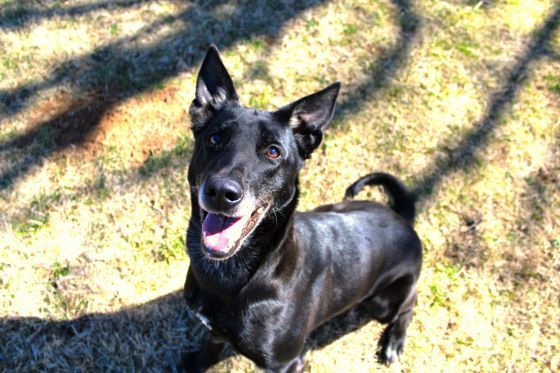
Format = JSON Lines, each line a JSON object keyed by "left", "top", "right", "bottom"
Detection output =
{"left": 208, "top": 133, "right": 221, "bottom": 145}
{"left": 265, "top": 146, "right": 281, "bottom": 159}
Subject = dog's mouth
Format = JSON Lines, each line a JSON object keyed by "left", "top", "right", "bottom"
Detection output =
{"left": 200, "top": 203, "right": 268, "bottom": 259}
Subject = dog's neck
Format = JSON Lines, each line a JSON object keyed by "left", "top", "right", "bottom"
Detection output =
{"left": 187, "top": 184, "right": 300, "bottom": 298}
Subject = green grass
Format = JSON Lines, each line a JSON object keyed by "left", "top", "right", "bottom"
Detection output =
{"left": 109, "top": 23, "right": 119, "bottom": 37}
{"left": 545, "top": 74, "right": 560, "bottom": 92}
{"left": 138, "top": 135, "right": 193, "bottom": 177}
{"left": 0, "top": 1, "right": 31, "bottom": 21}
{"left": 0, "top": 0, "right": 559, "bottom": 371}
{"left": 52, "top": 261, "right": 70, "bottom": 280}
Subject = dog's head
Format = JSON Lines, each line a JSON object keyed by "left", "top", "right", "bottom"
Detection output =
{"left": 188, "top": 45, "right": 340, "bottom": 260}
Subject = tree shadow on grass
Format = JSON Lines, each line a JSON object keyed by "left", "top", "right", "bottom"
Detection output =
{"left": 0, "top": 0, "right": 422, "bottom": 206}
{"left": 333, "top": 0, "right": 420, "bottom": 126}
{"left": 0, "top": 0, "right": 155, "bottom": 31}
{"left": 411, "top": 4, "right": 560, "bottom": 205}
{"left": 410, "top": 4, "right": 560, "bottom": 271}
{"left": 0, "top": 0, "right": 324, "bottom": 190}
{"left": 0, "top": 291, "right": 202, "bottom": 371}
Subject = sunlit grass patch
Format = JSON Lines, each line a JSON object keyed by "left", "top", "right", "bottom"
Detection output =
{"left": 138, "top": 134, "right": 192, "bottom": 177}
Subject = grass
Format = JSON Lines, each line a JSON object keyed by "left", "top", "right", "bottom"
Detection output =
{"left": 1, "top": 0, "right": 559, "bottom": 371}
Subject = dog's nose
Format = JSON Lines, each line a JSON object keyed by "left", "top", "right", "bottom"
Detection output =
{"left": 204, "top": 177, "right": 243, "bottom": 210}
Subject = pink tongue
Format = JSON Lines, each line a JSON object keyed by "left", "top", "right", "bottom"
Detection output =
{"left": 202, "top": 213, "right": 249, "bottom": 253}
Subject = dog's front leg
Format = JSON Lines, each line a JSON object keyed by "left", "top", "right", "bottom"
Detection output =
{"left": 179, "top": 335, "right": 225, "bottom": 373}
{"left": 183, "top": 267, "right": 200, "bottom": 307}
{"left": 379, "top": 288, "right": 417, "bottom": 365}
{"left": 182, "top": 268, "right": 225, "bottom": 372}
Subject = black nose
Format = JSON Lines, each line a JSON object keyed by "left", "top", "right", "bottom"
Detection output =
{"left": 204, "top": 176, "right": 243, "bottom": 210}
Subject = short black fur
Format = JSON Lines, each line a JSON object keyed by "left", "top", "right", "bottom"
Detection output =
{"left": 181, "top": 45, "right": 422, "bottom": 372}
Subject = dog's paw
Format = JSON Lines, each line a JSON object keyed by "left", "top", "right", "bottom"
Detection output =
{"left": 177, "top": 350, "right": 204, "bottom": 373}
{"left": 382, "top": 342, "right": 401, "bottom": 365}
{"left": 381, "top": 338, "right": 405, "bottom": 365}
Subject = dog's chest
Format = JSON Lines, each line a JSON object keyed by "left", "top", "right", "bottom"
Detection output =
{"left": 195, "top": 291, "right": 285, "bottom": 349}
{"left": 194, "top": 296, "right": 241, "bottom": 337}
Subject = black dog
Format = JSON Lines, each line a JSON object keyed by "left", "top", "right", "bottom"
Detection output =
{"left": 182, "top": 45, "right": 422, "bottom": 372}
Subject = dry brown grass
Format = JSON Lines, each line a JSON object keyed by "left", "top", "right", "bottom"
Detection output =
{"left": 1, "top": 0, "right": 559, "bottom": 371}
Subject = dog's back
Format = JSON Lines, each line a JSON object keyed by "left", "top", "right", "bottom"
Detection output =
{"left": 293, "top": 174, "right": 421, "bottom": 329}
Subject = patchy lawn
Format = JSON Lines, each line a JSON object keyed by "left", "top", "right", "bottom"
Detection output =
{"left": 1, "top": 0, "right": 559, "bottom": 371}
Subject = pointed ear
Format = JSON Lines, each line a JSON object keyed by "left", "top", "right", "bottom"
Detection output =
{"left": 190, "top": 45, "right": 239, "bottom": 129}
{"left": 274, "top": 82, "right": 341, "bottom": 159}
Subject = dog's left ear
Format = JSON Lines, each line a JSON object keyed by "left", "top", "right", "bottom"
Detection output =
{"left": 274, "top": 82, "right": 341, "bottom": 159}
{"left": 190, "top": 45, "right": 239, "bottom": 129}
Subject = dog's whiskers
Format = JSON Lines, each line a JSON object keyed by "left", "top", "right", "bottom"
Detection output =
{"left": 272, "top": 207, "right": 279, "bottom": 224}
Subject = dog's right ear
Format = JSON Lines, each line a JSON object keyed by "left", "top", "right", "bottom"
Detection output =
{"left": 274, "top": 82, "right": 341, "bottom": 159}
{"left": 190, "top": 45, "right": 239, "bottom": 129}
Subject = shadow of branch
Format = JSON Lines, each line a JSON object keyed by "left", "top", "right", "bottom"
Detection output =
{"left": 411, "top": 4, "right": 560, "bottom": 205}
{"left": 0, "top": 0, "right": 324, "bottom": 190}
{"left": 0, "top": 0, "right": 156, "bottom": 31}
{"left": 333, "top": 0, "right": 420, "bottom": 127}
{"left": 0, "top": 291, "right": 205, "bottom": 370}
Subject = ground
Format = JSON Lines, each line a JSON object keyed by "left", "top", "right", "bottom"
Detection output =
{"left": 0, "top": 0, "right": 559, "bottom": 371}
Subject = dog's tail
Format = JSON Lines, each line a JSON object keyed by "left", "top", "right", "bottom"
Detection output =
{"left": 344, "top": 172, "right": 416, "bottom": 225}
